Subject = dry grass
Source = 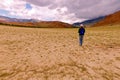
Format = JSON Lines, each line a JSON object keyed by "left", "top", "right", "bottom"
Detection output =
{"left": 0, "top": 25, "right": 120, "bottom": 80}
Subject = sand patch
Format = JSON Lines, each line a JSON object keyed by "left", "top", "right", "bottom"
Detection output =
{"left": 0, "top": 25, "right": 120, "bottom": 80}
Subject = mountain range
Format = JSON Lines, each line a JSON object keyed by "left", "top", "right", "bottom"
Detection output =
{"left": 0, "top": 10, "right": 120, "bottom": 28}
{"left": 93, "top": 10, "right": 120, "bottom": 26}
{"left": 73, "top": 16, "right": 105, "bottom": 27}
{"left": 73, "top": 10, "right": 120, "bottom": 27}
{"left": 0, "top": 16, "right": 39, "bottom": 22}
{"left": 0, "top": 16, "right": 73, "bottom": 28}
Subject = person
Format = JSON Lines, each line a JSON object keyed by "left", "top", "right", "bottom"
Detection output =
{"left": 78, "top": 24, "right": 85, "bottom": 46}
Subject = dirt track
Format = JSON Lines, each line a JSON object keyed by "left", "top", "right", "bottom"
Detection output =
{"left": 0, "top": 25, "right": 120, "bottom": 80}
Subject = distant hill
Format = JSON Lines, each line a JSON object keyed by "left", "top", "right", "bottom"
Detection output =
{"left": 93, "top": 10, "right": 120, "bottom": 26}
{"left": 73, "top": 16, "right": 105, "bottom": 27}
{"left": 0, "top": 16, "right": 39, "bottom": 22}
{"left": 0, "top": 16, "right": 73, "bottom": 28}
{"left": 34, "top": 21, "right": 72, "bottom": 28}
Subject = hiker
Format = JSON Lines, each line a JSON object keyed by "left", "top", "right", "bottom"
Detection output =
{"left": 78, "top": 24, "right": 85, "bottom": 46}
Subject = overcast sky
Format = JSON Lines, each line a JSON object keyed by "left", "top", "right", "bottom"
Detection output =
{"left": 0, "top": 0, "right": 120, "bottom": 23}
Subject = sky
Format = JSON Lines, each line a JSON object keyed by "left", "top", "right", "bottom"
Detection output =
{"left": 0, "top": 0, "right": 120, "bottom": 23}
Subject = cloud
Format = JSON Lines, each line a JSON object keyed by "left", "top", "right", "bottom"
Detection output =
{"left": 25, "top": 0, "right": 54, "bottom": 7}
{"left": 0, "top": 0, "right": 120, "bottom": 23}
{"left": 27, "top": 0, "right": 120, "bottom": 18}
{"left": 24, "top": 0, "right": 120, "bottom": 23}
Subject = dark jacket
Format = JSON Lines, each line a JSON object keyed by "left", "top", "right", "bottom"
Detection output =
{"left": 78, "top": 27, "right": 85, "bottom": 35}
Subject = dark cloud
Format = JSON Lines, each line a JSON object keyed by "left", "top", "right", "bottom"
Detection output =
{"left": 25, "top": 0, "right": 53, "bottom": 6}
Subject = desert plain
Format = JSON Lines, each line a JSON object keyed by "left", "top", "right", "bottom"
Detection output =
{"left": 0, "top": 25, "right": 120, "bottom": 80}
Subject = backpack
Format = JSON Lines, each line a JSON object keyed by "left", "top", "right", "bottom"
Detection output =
{"left": 79, "top": 28, "right": 85, "bottom": 35}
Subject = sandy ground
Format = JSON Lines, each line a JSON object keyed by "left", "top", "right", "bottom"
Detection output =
{"left": 0, "top": 25, "right": 120, "bottom": 80}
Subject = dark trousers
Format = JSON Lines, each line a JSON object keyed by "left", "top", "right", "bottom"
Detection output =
{"left": 79, "top": 35, "right": 84, "bottom": 46}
